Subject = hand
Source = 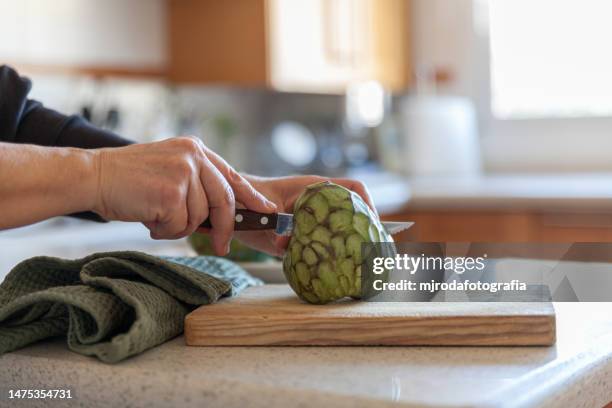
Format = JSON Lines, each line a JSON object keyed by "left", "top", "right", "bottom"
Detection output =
{"left": 93, "top": 137, "right": 276, "bottom": 254}
{"left": 231, "top": 175, "right": 376, "bottom": 256}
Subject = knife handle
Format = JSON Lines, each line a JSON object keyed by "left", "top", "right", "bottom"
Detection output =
{"left": 199, "top": 209, "right": 278, "bottom": 231}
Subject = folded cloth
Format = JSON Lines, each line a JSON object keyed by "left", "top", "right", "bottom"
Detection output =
{"left": 0, "top": 251, "right": 261, "bottom": 363}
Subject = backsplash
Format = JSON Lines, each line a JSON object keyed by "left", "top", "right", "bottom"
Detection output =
{"left": 24, "top": 72, "right": 374, "bottom": 176}
{"left": 27, "top": 73, "right": 176, "bottom": 144}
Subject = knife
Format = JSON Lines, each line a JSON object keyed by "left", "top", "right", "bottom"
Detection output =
{"left": 200, "top": 209, "right": 414, "bottom": 236}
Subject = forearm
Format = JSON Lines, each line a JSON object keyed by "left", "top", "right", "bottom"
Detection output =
{"left": 0, "top": 142, "right": 99, "bottom": 229}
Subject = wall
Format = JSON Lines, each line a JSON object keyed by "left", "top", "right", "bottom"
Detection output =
{"left": 410, "top": 0, "right": 478, "bottom": 97}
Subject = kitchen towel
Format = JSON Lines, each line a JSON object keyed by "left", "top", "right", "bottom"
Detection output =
{"left": 0, "top": 251, "right": 261, "bottom": 363}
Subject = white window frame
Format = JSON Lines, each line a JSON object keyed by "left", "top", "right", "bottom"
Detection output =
{"left": 470, "top": 0, "right": 612, "bottom": 172}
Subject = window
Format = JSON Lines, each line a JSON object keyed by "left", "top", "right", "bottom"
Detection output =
{"left": 489, "top": 0, "right": 612, "bottom": 119}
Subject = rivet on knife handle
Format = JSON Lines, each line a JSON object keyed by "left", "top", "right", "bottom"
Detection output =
{"left": 199, "top": 209, "right": 278, "bottom": 231}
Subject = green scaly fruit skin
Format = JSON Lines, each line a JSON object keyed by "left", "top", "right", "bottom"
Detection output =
{"left": 283, "top": 181, "right": 396, "bottom": 304}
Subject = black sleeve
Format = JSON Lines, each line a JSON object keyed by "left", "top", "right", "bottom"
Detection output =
{"left": 0, "top": 65, "right": 133, "bottom": 148}
{"left": 0, "top": 65, "right": 134, "bottom": 222}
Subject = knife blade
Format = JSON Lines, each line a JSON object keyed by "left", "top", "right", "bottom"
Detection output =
{"left": 200, "top": 209, "right": 414, "bottom": 236}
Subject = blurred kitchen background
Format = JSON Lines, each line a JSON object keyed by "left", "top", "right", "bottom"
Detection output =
{"left": 3, "top": 0, "right": 612, "bottom": 274}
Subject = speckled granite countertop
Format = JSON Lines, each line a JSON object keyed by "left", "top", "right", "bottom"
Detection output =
{"left": 1, "top": 303, "right": 611, "bottom": 408}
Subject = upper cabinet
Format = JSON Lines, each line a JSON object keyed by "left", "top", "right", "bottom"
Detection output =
{"left": 1, "top": 0, "right": 410, "bottom": 92}
{"left": 0, "top": 0, "right": 167, "bottom": 76}
{"left": 168, "top": 0, "right": 411, "bottom": 93}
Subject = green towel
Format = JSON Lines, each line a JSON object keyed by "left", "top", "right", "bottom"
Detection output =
{"left": 0, "top": 251, "right": 261, "bottom": 363}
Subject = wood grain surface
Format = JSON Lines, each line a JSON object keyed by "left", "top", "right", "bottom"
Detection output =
{"left": 185, "top": 285, "right": 556, "bottom": 347}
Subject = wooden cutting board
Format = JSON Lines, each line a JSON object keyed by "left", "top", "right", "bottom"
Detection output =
{"left": 185, "top": 284, "right": 556, "bottom": 346}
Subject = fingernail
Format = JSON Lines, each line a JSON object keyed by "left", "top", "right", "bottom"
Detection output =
{"left": 224, "top": 241, "right": 231, "bottom": 255}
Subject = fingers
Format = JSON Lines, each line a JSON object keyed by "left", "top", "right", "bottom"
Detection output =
{"left": 144, "top": 136, "right": 278, "bottom": 253}
{"left": 199, "top": 154, "right": 236, "bottom": 255}
{"left": 180, "top": 172, "right": 210, "bottom": 237}
{"left": 196, "top": 143, "right": 277, "bottom": 255}
{"left": 147, "top": 184, "right": 190, "bottom": 239}
{"left": 205, "top": 148, "right": 277, "bottom": 213}
{"left": 274, "top": 234, "right": 290, "bottom": 256}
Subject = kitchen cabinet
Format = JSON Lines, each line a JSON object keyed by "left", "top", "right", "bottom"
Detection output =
{"left": 383, "top": 175, "right": 612, "bottom": 244}
{"left": 168, "top": 0, "right": 411, "bottom": 93}
{"left": 0, "top": 0, "right": 167, "bottom": 77}
{"left": 384, "top": 209, "right": 612, "bottom": 243}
